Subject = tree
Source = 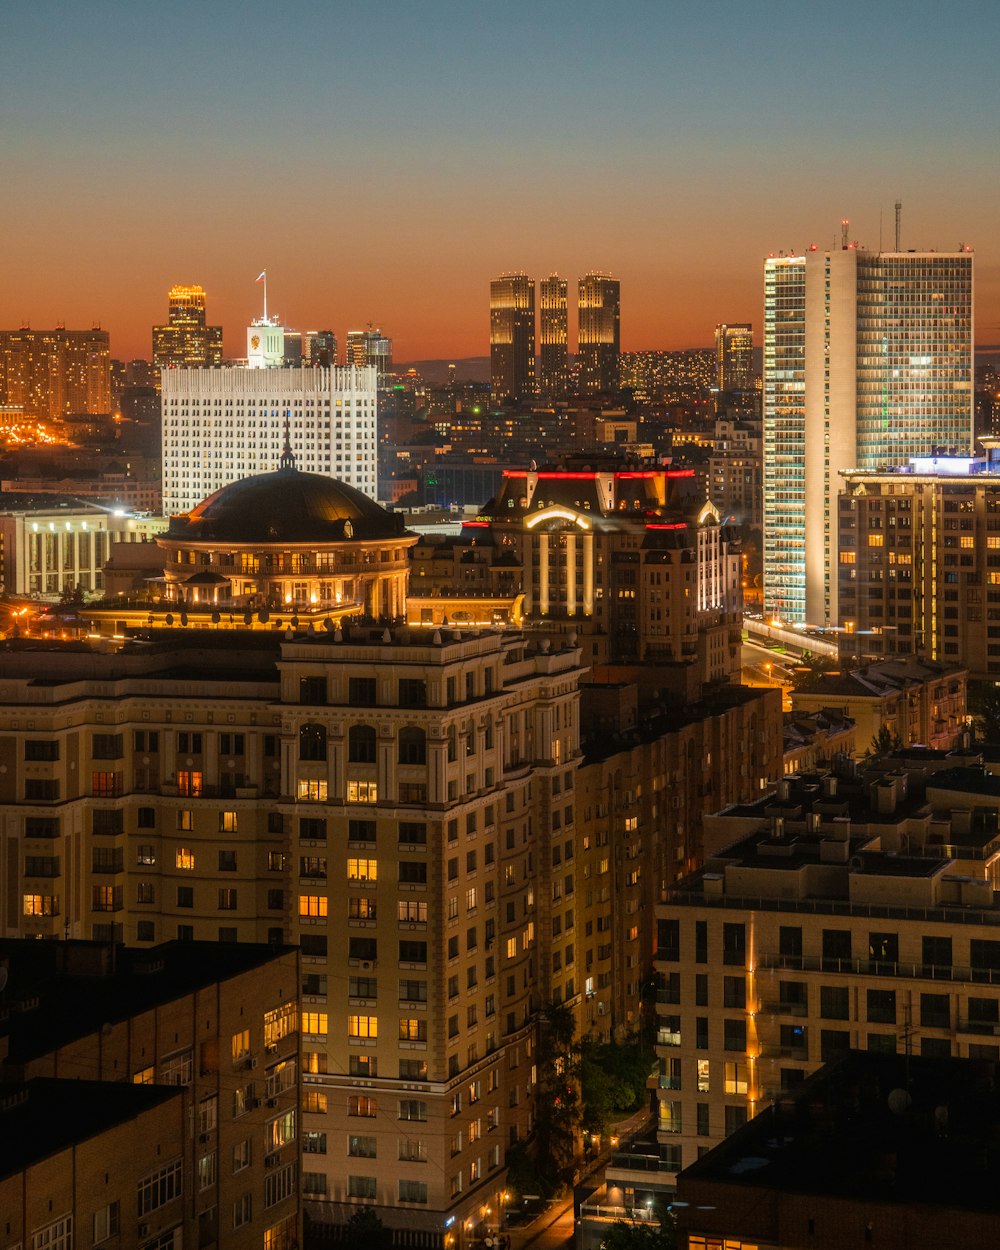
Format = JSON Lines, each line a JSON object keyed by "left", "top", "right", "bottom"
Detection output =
{"left": 865, "top": 724, "right": 902, "bottom": 761}
{"left": 789, "top": 653, "right": 839, "bottom": 692}
{"left": 533, "top": 1002, "right": 582, "bottom": 1184}
{"left": 59, "top": 583, "right": 86, "bottom": 606}
{"left": 969, "top": 680, "right": 1000, "bottom": 744}
{"left": 600, "top": 1208, "right": 677, "bottom": 1250}
{"left": 341, "top": 1207, "right": 390, "bottom": 1250}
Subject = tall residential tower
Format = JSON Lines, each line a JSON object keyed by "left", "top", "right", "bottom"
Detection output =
{"left": 152, "top": 285, "right": 224, "bottom": 370}
{"left": 577, "top": 272, "right": 620, "bottom": 395}
{"left": 539, "top": 274, "right": 569, "bottom": 396}
{"left": 490, "top": 274, "right": 535, "bottom": 403}
{"left": 714, "top": 323, "right": 753, "bottom": 393}
{"left": 763, "top": 244, "right": 973, "bottom": 626}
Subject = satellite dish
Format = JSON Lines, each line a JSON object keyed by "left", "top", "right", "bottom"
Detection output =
{"left": 165, "top": 613, "right": 174, "bottom": 625}
{"left": 179, "top": 612, "right": 188, "bottom": 627}
{"left": 243, "top": 612, "right": 252, "bottom": 625}
{"left": 887, "top": 1088, "right": 912, "bottom": 1116}
{"left": 211, "top": 611, "right": 220, "bottom": 624}
{"left": 323, "top": 618, "right": 334, "bottom": 632}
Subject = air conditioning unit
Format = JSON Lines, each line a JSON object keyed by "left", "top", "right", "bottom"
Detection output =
{"left": 267, "top": 1096, "right": 278, "bottom": 1107}
{"left": 250, "top": 1098, "right": 262, "bottom": 1109}
{"left": 266, "top": 1043, "right": 278, "bottom": 1054}
{"left": 249, "top": 1057, "right": 258, "bottom": 1069}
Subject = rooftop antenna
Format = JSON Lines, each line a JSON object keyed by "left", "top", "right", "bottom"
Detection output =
{"left": 841, "top": 219, "right": 849, "bottom": 250}
{"left": 256, "top": 269, "right": 268, "bottom": 323}
{"left": 895, "top": 200, "right": 902, "bottom": 252}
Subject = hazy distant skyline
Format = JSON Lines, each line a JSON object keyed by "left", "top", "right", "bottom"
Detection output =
{"left": 3, "top": 0, "right": 999, "bottom": 362}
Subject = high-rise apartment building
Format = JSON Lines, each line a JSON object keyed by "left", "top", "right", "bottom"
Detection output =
{"left": 0, "top": 328, "right": 111, "bottom": 418}
{"left": 539, "top": 274, "right": 568, "bottom": 396}
{"left": 763, "top": 246, "right": 974, "bottom": 626}
{"left": 346, "top": 327, "right": 393, "bottom": 378}
{"left": 161, "top": 316, "right": 377, "bottom": 514}
{"left": 152, "top": 285, "right": 224, "bottom": 370}
{"left": 490, "top": 274, "right": 535, "bottom": 403}
{"left": 577, "top": 273, "right": 620, "bottom": 396}
{"left": 306, "top": 330, "right": 338, "bottom": 367}
{"left": 714, "top": 323, "right": 752, "bottom": 393}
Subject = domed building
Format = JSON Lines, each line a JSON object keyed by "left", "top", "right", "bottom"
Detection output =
{"left": 159, "top": 452, "right": 415, "bottom": 619}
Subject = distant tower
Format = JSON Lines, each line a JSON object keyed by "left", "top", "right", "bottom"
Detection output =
{"left": 715, "top": 323, "right": 753, "bottom": 393}
{"left": 577, "top": 272, "right": 620, "bottom": 395}
{"left": 346, "top": 326, "right": 393, "bottom": 379}
{"left": 152, "top": 286, "right": 223, "bottom": 369}
{"left": 539, "top": 274, "right": 569, "bottom": 397}
{"left": 490, "top": 274, "right": 536, "bottom": 403}
{"left": 305, "top": 330, "right": 337, "bottom": 368}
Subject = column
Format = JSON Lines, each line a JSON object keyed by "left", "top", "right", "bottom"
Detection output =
{"left": 539, "top": 533, "right": 550, "bottom": 616}
{"left": 523, "top": 533, "right": 533, "bottom": 614}
{"left": 566, "top": 532, "right": 577, "bottom": 616}
{"left": 583, "top": 533, "right": 594, "bottom": 616}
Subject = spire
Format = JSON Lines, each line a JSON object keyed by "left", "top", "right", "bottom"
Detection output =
{"left": 280, "top": 413, "right": 296, "bottom": 470}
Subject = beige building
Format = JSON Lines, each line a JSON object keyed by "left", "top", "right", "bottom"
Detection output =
{"left": 0, "top": 938, "right": 300, "bottom": 1250}
{"left": 0, "top": 327, "right": 111, "bottom": 419}
{"left": 0, "top": 624, "right": 584, "bottom": 1243}
{"left": 654, "top": 754, "right": 1000, "bottom": 1188}
{"left": 790, "top": 657, "right": 967, "bottom": 755}
{"left": 839, "top": 451, "right": 1000, "bottom": 680}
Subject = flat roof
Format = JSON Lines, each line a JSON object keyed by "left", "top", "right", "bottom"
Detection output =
{"left": 0, "top": 939, "right": 296, "bottom": 1063}
{"left": 0, "top": 1078, "right": 182, "bottom": 1180}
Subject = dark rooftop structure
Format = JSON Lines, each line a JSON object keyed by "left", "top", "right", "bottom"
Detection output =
{"left": 676, "top": 1051, "right": 1000, "bottom": 1249}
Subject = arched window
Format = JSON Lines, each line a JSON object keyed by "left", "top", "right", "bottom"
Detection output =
{"left": 398, "top": 727, "right": 427, "bottom": 766}
{"left": 348, "top": 724, "right": 377, "bottom": 764}
{"left": 299, "top": 723, "right": 327, "bottom": 762}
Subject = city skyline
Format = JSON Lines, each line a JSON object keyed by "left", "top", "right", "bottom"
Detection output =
{"left": 2, "top": 1, "right": 999, "bottom": 361}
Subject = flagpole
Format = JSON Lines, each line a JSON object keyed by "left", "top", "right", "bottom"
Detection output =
{"left": 263, "top": 271, "right": 268, "bottom": 324}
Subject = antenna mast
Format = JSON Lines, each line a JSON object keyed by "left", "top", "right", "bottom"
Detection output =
{"left": 894, "top": 200, "right": 902, "bottom": 252}
{"left": 841, "top": 219, "right": 849, "bottom": 250}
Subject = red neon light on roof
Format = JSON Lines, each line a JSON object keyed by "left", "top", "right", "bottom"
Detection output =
{"left": 462, "top": 520, "right": 490, "bottom": 528}
{"left": 502, "top": 468, "right": 695, "bottom": 480}
{"left": 646, "top": 522, "right": 686, "bottom": 530}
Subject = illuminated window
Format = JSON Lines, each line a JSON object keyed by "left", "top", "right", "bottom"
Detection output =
{"left": 868, "top": 534, "right": 884, "bottom": 548}
{"left": 347, "top": 780, "right": 378, "bottom": 804}
{"left": 839, "top": 551, "right": 856, "bottom": 564}
{"left": 266, "top": 1109, "right": 297, "bottom": 1153}
{"left": 176, "top": 847, "right": 195, "bottom": 870}
{"left": 302, "top": 1012, "right": 328, "bottom": 1035}
{"left": 298, "top": 779, "right": 328, "bottom": 801}
{"left": 398, "top": 1018, "right": 427, "bottom": 1041}
{"left": 220, "top": 811, "right": 238, "bottom": 832}
{"left": 177, "top": 770, "right": 203, "bottom": 797}
{"left": 348, "top": 858, "right": 378, "bottom": 882}
{"left": 724, "top": 1060, "right": 748, "bottom": 1095}
{"left": 961, "top": 535, "right": 975, "bottom": 548}
{"left": 231, "top": 1029, "right": 251, "bottom": 1061}
{"left": 348, "top": 1015, "right": 378, "bottom": 1038}
{"left": 697, "top": 1059, "right": 710, "bottom": 1092}
{"left": 506, "top": 937, "right": 517, "bottom": 959}
{"left": 264, "top": 1001, "right": 297, "bottom": 1049}
{"left": 299, "top": 895, "right": 328, "bottom": 918}
{"left": 398, "top": 900, "right": 427, "bottom": 922}
{"left": 348, "top": 1094, "right": 378, "bottom": 1116}
{"left": 303, "top": 1090, "right": 329, "bottom": 1113}
{"left": 23, "top": 894, "right": 57, "bottom": 916}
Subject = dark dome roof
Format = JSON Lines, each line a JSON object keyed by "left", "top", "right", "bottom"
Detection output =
{"left": 167, "top": 466, "right": 406, "bottom": 544}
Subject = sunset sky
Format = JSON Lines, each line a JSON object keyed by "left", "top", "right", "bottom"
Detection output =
{"left": 3, "top": 0, "right": 999, "bottom": 363}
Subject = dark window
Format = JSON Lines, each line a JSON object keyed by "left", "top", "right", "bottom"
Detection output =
{"left": 920, "top": 993, "right": 950, "bottom": 1029}
{"left": 779, "top": 981, "right": 806, "bottom": 1008}
{"left": 300, "top": 676, "right": 327, "bottom": 706}
{"left": 779, "top": 926, "right": 803, "bottom": 961}
{"left": 970, "top": 940, "right": 1000, "bottom": 979}
{"left": 398, "top": 727, "right": 427, "bottom": 765}
{"left": 25, "top": 817, "right": 59, "bottom": 838}
{"left": 868, "top": 1033, "right": 896, "bottom": 1054}
{"left": 92, "top": 733, "right": 123, "bottom": 759}
{"left": 218, "top": 850, "right": 237, "bottom": 872}
{"left": 869, "top": 932, "right": 899, "bottom": 971}
{"left": 177, "top": 886, "right": 194, "bottom": 908}
{"left": 349, "top": 677, "right": 376, "bottom": 706}
{"left": 399, "top": 862, "right": 427, "bottom": 884}
{"left": 722, "top": 923, "right": 746, "bottom": 966}
{"left": 177, "top": 732, "right": 203, "bottom": 753}
{"left": 867, "top": 989, "right": 896, "bottom": 1024}
{"left": 822, "top": 929, "right": 852, "bottom": 969}
{"left": 24, "top": 740, "right": 59, "bottom": 761}
{"left": 348, "top": 725, "right": 377, "bottom": 764}
{"left": 820, "top": 1029, "right": 850, "bottom": 1061}
{"left": 301, "top": 934, "right": 328, "bottom": 958}
{"left": 300, "top": 817, "right": 326, "bottom": 840}
{"left": 968, "top": 997, "right": 999, "bottom": 1027}
{"left": 399, "top": 940, "right": 428, "bottom": 963}
{"left": 349, "top": 937, "right": 378, "bottom": 961}
{"left": 723, "top": 976, "right": 746, "bottom": 1008}
{"left": 25, "top": 780, "right": 59, "bottom": 801}
{"left": 820, "top": 985, "right": 850, "bottom": 1020}
{"left": 219, "top": 733, "right": 244, "bottom": 755}
{"left": 695, "top": 920, "right": 708, "bottom": 964}
{"left": 695, "top": 1017, "right": 708, "bottom": 1050}
{"left": 696, "top": 1104, "right": 709, "bottom": 1136}
{"left": 92, "top": 809, "right": 124, "bottom": 836}
{"left": 922, "top": 935, "right": 953, "bottom": 975}
{"left": 398, "top": 680, "right": 427, "bottom": 709}
{"left": 137, "top": 920, "right": 155, "bottom": 942}
{"left": 137, "top": 807, "right": 155, "bottom": 829}
{"left": 723, "top": 1019, "right": 746, "bottom": 1051}
{"left": 299, "top": 723, "right": 327, "bottom": 761}
{"left": 780, "top": 1024, "right": 807, "bottom": 1054}
{"left": 399, "top": 822, "right": 427, "bottom": 846}
{"left": 921, "top": 1037, "right": 951, "bottom": 1058}
{"left": 695, "top": 973, "right": 709, "bottom": 1006}
{"left": 267, "top": 889, "right": 284, "bottom": 910}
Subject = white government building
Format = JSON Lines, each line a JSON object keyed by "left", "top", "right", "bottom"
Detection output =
{"left": 161, "top": 313, "right": 378, "bottom": 516}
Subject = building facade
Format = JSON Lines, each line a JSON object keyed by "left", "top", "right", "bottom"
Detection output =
{"left": 539, "top": 275, "right": 568, "bottom": 397}
{"left": 714, "top": 323, "right": 752, "bottom": 394}
{"left": 838, "top": 454, "right": 1000, "bottom": 679}
{"left": 152, "top": 285, "right": 224, "bottom": 370}
{"left": 490, "top": 274, "right": 536, "bottom": 404}
{"left": 578, "top": 273, "right": 620, "bottom": 396}
{"left": 763, "top": 247, "right": 974, "bottom": 626}
{"left": 161, "top": 363, "right": 378, "bottom": 515}
{"left": 346, "top": 328, "right": 393, "bottom": 378}
{"left": 0, "top": 328, "right": 111, "bottom": 419}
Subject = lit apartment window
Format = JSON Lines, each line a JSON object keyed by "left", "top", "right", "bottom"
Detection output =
{"left": 347, "top": 780, "right": 378, "bottom": 803}
{"left": 176, "top": 847, "right": 195, "bottom": 870}
{"left": 298, "top": 779, "right": 329, "bottom": 801}
{"left": 302, "top": 1012, "right": 328, "bottom": 1036}
{"left": 23, "top": 894, "right": 58, "bottom": 916}
{"left": 348, "top": 1015, "right": 378, "bottom": 1039}
{"left": 348, "top": 858, "right": 378, "bottom": 882}
{"left": 299, "top": 895, "right": 328, "bottom": 918}
{"left": 177, "top": 770, "right": 203, "bottom": 797}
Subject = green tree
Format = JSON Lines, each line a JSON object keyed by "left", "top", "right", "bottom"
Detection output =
{"left": 342, "top": 1207, "right": 391, "bottom": 1250}
{"left": 789, "top": 653, "right": 839, "bottom": 692}
{"left": 599, "top": 1208, "right": 677, "bottom": 1250}
{"left": 969, "top": 680, "right": 1000, "bottom": 744}
{"left": 865, "top": 724, "right": 902, "bottom": 761}
{"left": 534, "top": 1002, "right": 581, "bottom": 1184}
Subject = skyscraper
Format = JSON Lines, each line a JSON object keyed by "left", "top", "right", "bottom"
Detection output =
{"left": 490, "top": 273, "right": 535, "bottom": 403}
{"left": 577, "top": 272, "right": 620, "bottom": 395}
{"left": 714, "top": 322, "right": 753, "bottom": 393}
{"left": 305, "top": 329, "right": 337, "bottom": 367}
{"left": 539, "top": 273, "right": 568, "bottom": 396}
{"left": 152, "top": 285, "right": 223, "bottom": 369}
{"left": 0, "top": 328, "right": 111, "bottom": 418}
{"left": 346, "top": 326, "right": 393, "bottom": 378}
{"left": 763, "top": 244, "right": 973, "bottom": 626}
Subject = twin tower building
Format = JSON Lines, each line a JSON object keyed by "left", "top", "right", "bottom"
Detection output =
{"left": 489, "top": 271, "right": 620, "bottom": 402}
